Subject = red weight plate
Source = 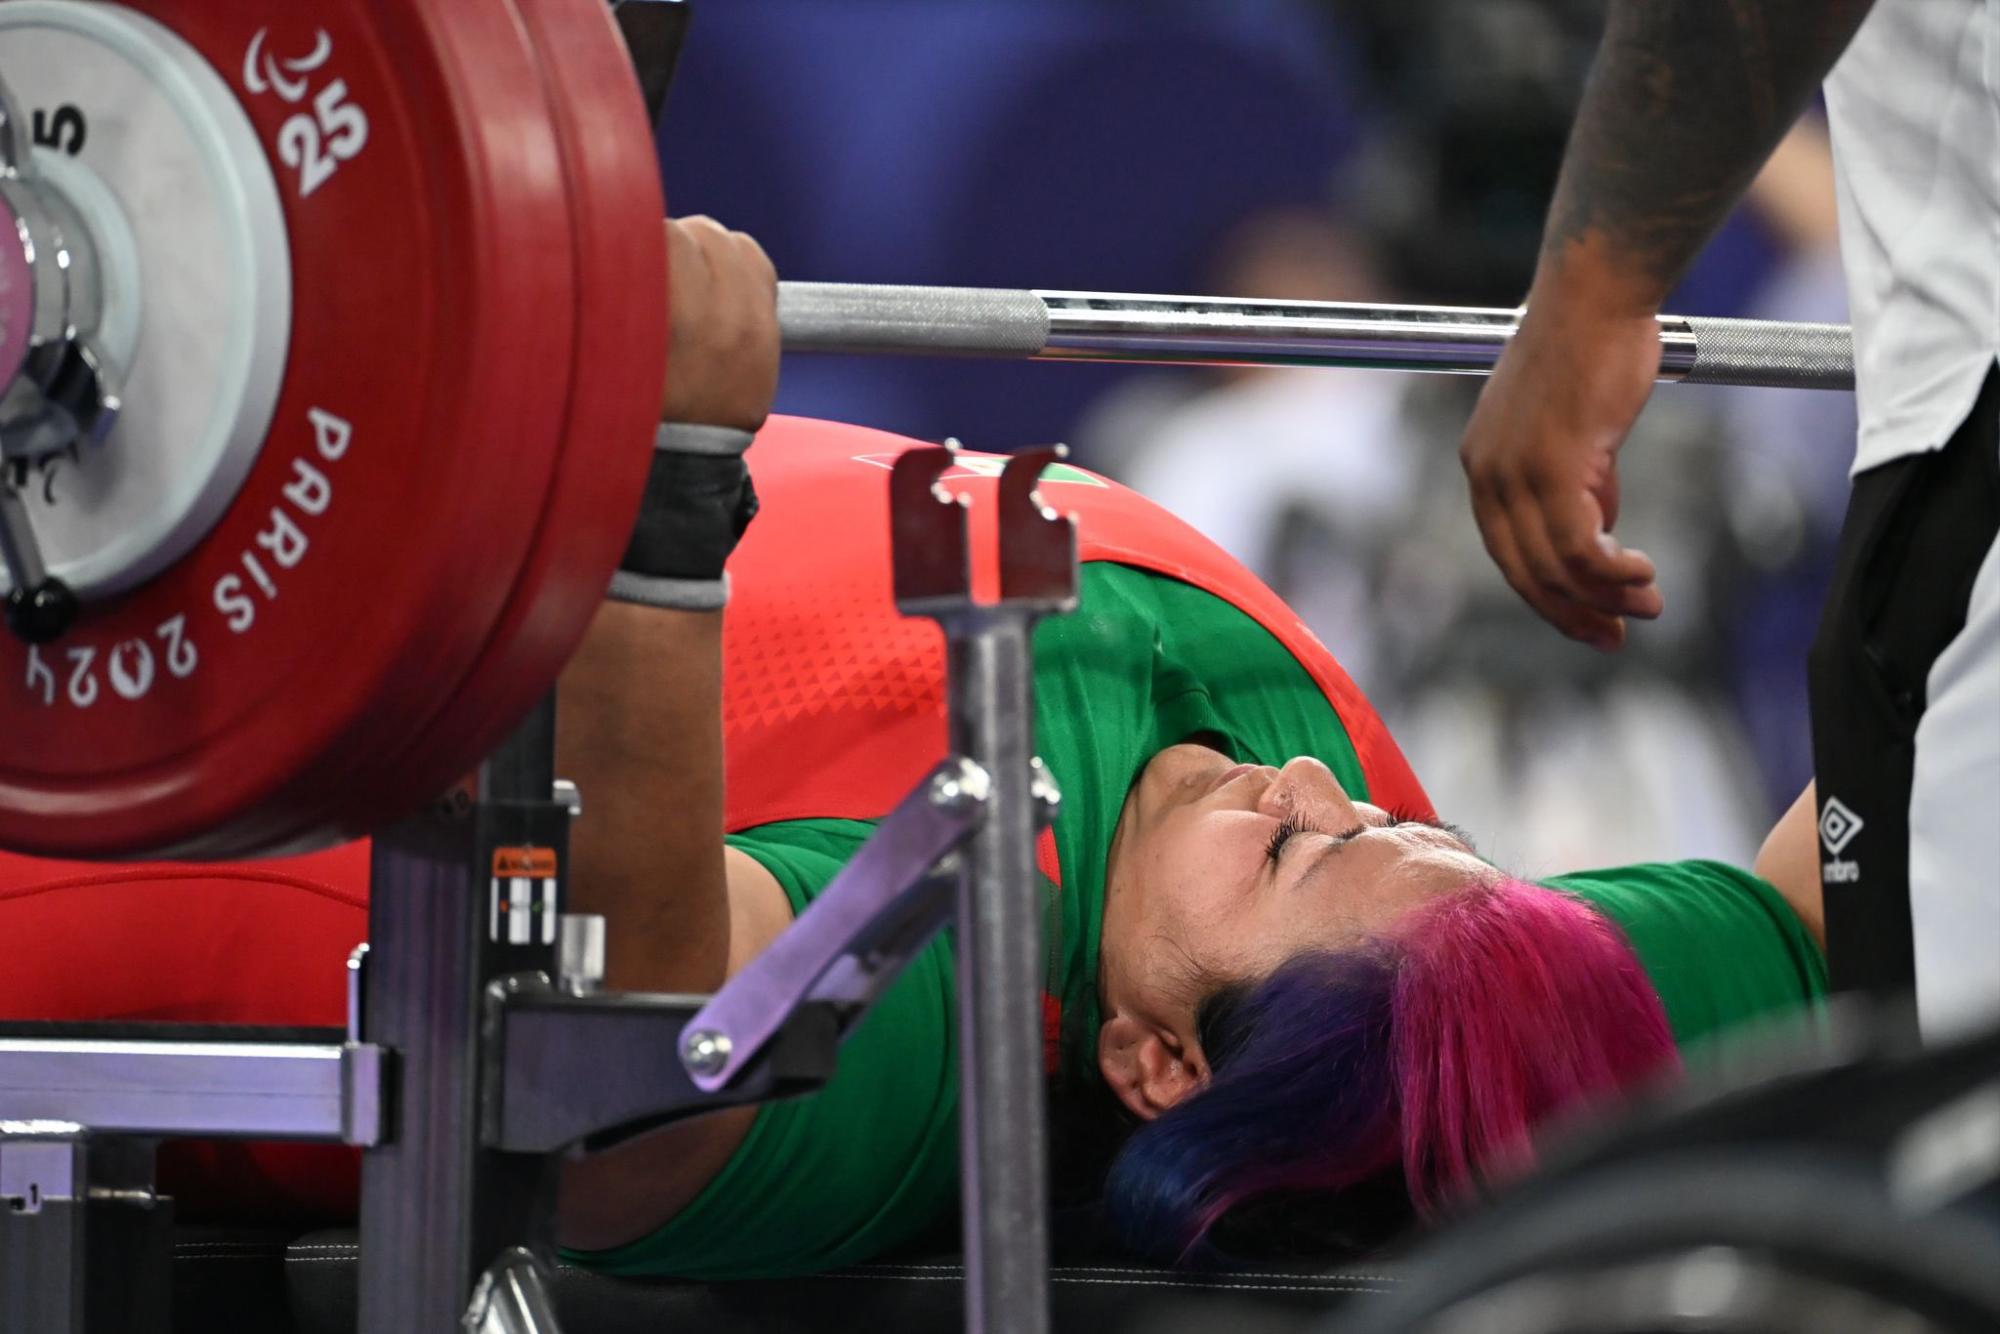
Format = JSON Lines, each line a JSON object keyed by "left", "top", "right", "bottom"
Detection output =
{"left": 0, "top": 0, "right": 578, "bottom": 857}
{"left": 335, "top": 0, "right": 668, "bottom": 834}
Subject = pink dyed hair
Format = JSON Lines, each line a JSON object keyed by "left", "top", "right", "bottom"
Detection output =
{"left": 1390, "top": 876, "right": 1681, "bottom": 1214}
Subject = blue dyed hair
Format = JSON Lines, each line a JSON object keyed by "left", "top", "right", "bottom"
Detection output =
{"left": 1104, "top": 949, "right": 1405, "bottom": 1265}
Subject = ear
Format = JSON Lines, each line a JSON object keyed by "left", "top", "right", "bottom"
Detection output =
{"left": 1097, "top": 1013, "right": 1209, "bottom": 1121}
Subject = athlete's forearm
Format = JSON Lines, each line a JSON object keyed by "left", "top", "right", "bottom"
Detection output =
{"left": 556, "top": 601, "right": 729, "bottom": 994}
{"left": 1533, "top": 0, "right": 1875, "bottom": 317}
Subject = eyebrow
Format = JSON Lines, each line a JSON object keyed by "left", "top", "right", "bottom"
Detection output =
{"left": 1294, "top": 837, "right": 1349, "bottom": 891}
{"left": 1290, "top": 816, "right": 1482, "bottom": 891}
{"left": 1415, "top": 816, "right": 1480, "bottom": 857}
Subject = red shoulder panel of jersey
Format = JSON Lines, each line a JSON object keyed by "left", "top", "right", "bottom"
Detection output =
{"left": 0, "top": 842, "right": 369, "bottom": 1220}
{"left": 0, "top": 842, "right": 367, "bottom": 1026}
{"left": 723, "top": 415, "right": 1432, "bottom": 831}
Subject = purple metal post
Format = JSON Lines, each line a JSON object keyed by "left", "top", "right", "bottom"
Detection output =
{"left": 890, "top": 445, "right": 1077, "bottom": 1334}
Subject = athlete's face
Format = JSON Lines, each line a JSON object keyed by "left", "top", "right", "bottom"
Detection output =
{"left": 1099, "top": 744, "right": 1489, "bottom": 1023}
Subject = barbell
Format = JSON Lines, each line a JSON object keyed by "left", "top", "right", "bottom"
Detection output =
{"left": 777, "top": 284, "right": 1854, "bottom": 390}
{"left": 0, "top": 0, "right": 1854, "bottom": 860}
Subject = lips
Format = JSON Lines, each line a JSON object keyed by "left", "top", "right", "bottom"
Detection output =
{"left": 1207, "top": 762, "right": 1265, "bottom": 797}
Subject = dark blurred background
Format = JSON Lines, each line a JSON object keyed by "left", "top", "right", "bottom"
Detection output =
{"left": 660, "top": 0, "right": 1855, "bottom": 877}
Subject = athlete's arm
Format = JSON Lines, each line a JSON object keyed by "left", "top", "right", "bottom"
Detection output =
{"left": 557, "top": 216, "right": 778, "bottom": 996}
{"left": 1458, "top": 1, "right": 1875, "bottom": 649}
{"left": 1755, "top": 783, "right": 1826, "bottom": 950}
{"left": 556, "top": 217, "right": 787, "bottom": 1252}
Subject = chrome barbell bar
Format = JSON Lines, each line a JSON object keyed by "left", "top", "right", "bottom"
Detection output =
{"left": 777, "top": 283, "right": 1855, "bottom": 391}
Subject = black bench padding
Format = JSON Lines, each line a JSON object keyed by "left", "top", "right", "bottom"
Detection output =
{"left": 169, "top": 1226, "right": 1398, "bottom": 1333}
{"left": 170, "top": 1226, "right": 304, "bottom": 1334}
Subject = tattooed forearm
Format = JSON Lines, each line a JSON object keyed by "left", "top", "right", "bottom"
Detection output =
{"left": 1541, "top": 0, "right": 1876, "bottom": 302}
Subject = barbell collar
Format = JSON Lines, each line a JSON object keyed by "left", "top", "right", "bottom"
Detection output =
{"left": 0, "top": 76, "right": 122, "bottom": 465}
{"left": 777, "top": 283, "right": 1855, "bottom": 391}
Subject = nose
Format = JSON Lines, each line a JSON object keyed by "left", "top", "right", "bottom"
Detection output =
{"left": 1255, "top": 756, "right": 1360, "bottom": 828}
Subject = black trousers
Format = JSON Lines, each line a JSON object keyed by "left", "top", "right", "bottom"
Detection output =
{"left": 1809, "top": 367, "right": 2000, "bottom": 998}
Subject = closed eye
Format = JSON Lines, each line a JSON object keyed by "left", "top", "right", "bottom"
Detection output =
{"left": 1268, "top": 812, "right": 1387, "bottom": 867}
{"left": 1264, "top": 816, "right": 1306, "bottom": 865}
{"left": 1267, "top": 809, "right": 1469, "bottom": 875}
